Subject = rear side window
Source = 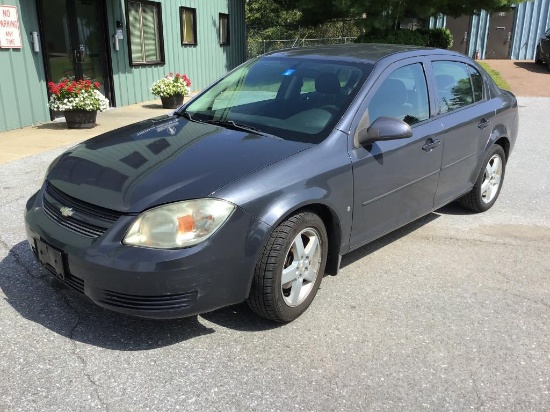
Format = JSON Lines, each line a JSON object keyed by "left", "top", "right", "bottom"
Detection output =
{"left": 468, "top": 65, "right": 484, "bottom": 102}
{"left": 367, "top": 63, "right": 430, "bottom": 126}
{"left": 432, "top": 61, "right": 475, "bottom": 114}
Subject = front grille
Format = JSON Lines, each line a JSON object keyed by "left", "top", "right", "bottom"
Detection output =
{"left": 99, "top": 290, "right": 198, "bottom": 312}
{"left": 43, "top": 182, "right": 123, "bottom": 238}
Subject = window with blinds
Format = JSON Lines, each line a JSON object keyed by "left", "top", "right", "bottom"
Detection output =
{"left": 180, "top": 7, "right": 197, "bottom": 45}
{"left": 219, "top": 13, "right": 229, "bottom": 46}
{"left": 126, "top": 0, "right": 164, "bottom": 65}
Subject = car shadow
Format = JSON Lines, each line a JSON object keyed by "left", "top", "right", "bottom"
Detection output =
{"left": 2, "top": 208, "right": 456, "bottom": 346}
{"left": 200, "top": 303, "right": 281, "bottom": 332}
{"left": 340, "top": 212, "right": 440, "bottom": 269}
{"left": 0, "top": 241, "right": 278, "bottom": 351}
{"left": 434, "top": 201, "right": 475, "bottom": 216}
{"left": 513, "top": 61, "right": 549, "bottom": 74}
{"left": 0, "top": 241, "right": 213, "bottom": 350}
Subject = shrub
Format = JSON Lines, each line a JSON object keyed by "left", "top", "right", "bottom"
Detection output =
{"left": 419, "top": 28, "right": 453, "bottom": 49}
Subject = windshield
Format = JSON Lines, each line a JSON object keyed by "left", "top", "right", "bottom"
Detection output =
{"left": 182, "top": 56, "right": 373, "bottom": 142}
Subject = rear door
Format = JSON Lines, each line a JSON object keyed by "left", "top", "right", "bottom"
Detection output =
{"left": 430, "top": 59, "right": 496, "bottom": 206}
{"left": 348, "top": 59, "right": 444, "bottom": 249}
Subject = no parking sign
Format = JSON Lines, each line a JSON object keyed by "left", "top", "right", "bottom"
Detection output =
{"left": 0, "top": 5, "right": 22, "bottom": 48}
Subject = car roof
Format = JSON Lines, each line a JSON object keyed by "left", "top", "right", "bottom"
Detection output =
{"left": 264, "top": 43, "right": 460, "bottom": 64}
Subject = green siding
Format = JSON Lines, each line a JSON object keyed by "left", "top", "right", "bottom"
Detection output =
{"left": 0, "top": 0, "right": 50, "bottom": 132}
{"left": 0, "top": 0, "right": 246, "bottom": 131}
{"left": 106, "top": 0, "right": 246, "bottom": 107}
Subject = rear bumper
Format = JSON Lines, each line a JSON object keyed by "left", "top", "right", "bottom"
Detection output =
{"left": 24, "top": 189, "right": 270, "bottom": 319}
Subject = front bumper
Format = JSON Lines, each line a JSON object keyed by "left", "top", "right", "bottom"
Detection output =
{"left": 24, "top": 188, "right": 270, "bottom": 319}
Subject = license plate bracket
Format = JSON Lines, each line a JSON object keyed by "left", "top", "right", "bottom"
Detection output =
{"left": 35, "top": 239, "right": 65, "bottom": 281}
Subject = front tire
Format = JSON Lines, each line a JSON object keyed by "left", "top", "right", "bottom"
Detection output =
{"left": 247, "top": 211, "right": 328, "bottom": 322}
{"left": 459, "top": 145, "right": 506, "bottom": 213}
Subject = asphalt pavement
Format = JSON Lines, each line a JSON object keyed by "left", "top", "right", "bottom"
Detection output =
{"left": 0, "top": 97, "right": 548, "bottom": 411}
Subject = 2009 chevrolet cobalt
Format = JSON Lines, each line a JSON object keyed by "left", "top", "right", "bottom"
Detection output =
{"left": 25, "top": 44, "right": 518, "bottom": 322}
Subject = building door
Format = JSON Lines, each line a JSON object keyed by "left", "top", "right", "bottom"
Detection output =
{"left": 38, "top": 0, "right": 114, "bottom": 114}
{"left": 485, "top": 8, "right": 516, "bottom": 59}
{"left": 445, "top": 15, "right": 471, "bottom": 56}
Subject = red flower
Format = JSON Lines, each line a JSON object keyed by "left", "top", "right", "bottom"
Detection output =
{"left": 94, "top": 82, "right": 100, "bottom": 88}
{"left": 175, "top": 73, "right": 180, "bottom": 78}
{"left": 86, "top": 80, "right": 91, "bottom": 86}
{"left": 67, "top": 86, "right": 74, "bottom": 93}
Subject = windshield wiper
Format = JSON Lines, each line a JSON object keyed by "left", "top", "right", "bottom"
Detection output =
{"left": 204, "top": 120, "right": 266, "bottom": 135}
{"left": 175, "top": 113, "right": 270, "bottom": 137}
{"left": 174, "top": 110, "right": 195, "bottom": 121}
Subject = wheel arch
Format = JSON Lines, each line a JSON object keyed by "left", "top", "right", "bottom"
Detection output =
{"left": 477, "top": 128, "right": 511, "bottom": 174}
{"left": 264, "top": 201, "right": 344, "bottom": 278}
{"left": 494, "top": 136, "right": 510, "bottom": 160}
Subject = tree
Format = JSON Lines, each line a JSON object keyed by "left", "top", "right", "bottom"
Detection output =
{"left": 246, "top": 0, "right": 362, "bottom": 58}
{"left": 246, "top": 0, "right": 301, "bottom": 38}
{"left": 273, "top": 0, "right": 526, "bottom": 27}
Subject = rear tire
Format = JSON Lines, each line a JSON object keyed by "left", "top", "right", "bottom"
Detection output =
{"left": 459, "top": 145, "right": 506, "bottom": 213}
{"left": 247, "top": 211, "right": 328, "bottom": 322}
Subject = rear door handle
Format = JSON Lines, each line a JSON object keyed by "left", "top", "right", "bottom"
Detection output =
{"left": 422, "top": 138, "right": 441, "bottom": 152}
{"left": 478, "top": 119, "right": 491, "bottom": 129}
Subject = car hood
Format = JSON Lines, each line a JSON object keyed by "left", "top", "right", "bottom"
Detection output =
{"left": 46, "top": 115, "right": 313, "bottom": 213}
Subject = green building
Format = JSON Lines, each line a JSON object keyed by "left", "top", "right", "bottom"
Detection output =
{"left": 0, "top": 0, "right": 246, "bottom": 132}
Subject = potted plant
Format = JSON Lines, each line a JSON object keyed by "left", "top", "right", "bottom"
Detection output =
{"left": 151, "top": 73, "right": 191, "bottom": 109}
{"left": 47, "top": 80, "right": 110, "bottom": 129}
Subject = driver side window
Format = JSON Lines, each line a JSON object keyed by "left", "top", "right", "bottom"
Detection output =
{"left": 367, "top": 63, "right": 430, "bottom": 126}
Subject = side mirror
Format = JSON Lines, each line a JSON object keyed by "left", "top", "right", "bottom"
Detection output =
{"left": 357, "top": 116, "right": 413, "bottom": 146}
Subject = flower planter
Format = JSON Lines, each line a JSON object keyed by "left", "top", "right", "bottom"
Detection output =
{"left": 160, "top": 94, "right": 184, "bottom": 109}
{"left": 64, "top": 110, "right": 98, "bottom": 129}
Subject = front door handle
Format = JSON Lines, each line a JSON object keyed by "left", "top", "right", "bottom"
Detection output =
{"left": 422, "top": 138, "right": 441, "bottom": 152}
{"left": 478, "top": 119, "right": 491, "bottom": 129}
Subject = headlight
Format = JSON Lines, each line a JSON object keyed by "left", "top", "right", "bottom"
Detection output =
{"left": 123, "top": 199, "right": 235, "bottom": 249}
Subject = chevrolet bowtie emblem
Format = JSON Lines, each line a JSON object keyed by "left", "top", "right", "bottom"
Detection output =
{"left": 60, "top": 206, "right": 75, "bottom": 217}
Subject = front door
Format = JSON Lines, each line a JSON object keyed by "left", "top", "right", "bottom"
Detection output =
{"left": 38, "top": 0, "right": 113, "bottom": 114}
{"left": 485, "top": 8, "right": 516, "bottom": 59}
{"left": 349, "top": 61, "right": 444, "bottom": 249}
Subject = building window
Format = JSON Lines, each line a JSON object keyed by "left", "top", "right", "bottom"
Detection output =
{"left": 219, "top": 13, "right": 229, "bottom": 45}
{"left": 180, "top": 7, "right": 197, "bottom": 45}
{"left": 126, "top": 0, "right": 165, "bottom": 65}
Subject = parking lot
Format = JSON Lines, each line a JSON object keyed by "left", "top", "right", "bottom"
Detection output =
{"left": 0, "top": 96, "right": 548, "bottom": 411}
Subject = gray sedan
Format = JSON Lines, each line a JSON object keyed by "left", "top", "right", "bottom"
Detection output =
{"left": 25, "top": 44, "right": 518, "bottom": 322}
